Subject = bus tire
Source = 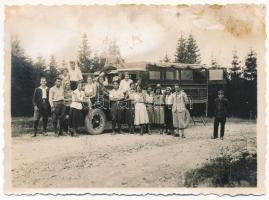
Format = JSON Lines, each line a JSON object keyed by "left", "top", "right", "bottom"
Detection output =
{"left": 85, "top": 108, "right": 106, "bottom": 135}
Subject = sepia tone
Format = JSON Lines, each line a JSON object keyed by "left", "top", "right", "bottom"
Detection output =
{"left": 4, "top": 3, "right": 266, "bottom": 195}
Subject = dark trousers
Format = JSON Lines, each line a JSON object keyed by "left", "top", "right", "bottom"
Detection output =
{"left": 34, "top": 101, "right": 50, "bottom": 133}
{"left": 111, "top": 101, "right": 123, "bottom": 131}
{"left": 70, "top": 81, "right": 77, "bottom": 91}
{"left": 52, "top": 101, "right": 66, "bottom": 133}
{"left": 213, "top": 117, "right": 226, "bottom": 138}
{"left": 63, "top": 106, "right": 70, "bottom": 132}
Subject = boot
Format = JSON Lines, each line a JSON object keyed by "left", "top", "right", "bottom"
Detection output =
{"left": 118, "top": 124, "right": 122, "bottom": 134}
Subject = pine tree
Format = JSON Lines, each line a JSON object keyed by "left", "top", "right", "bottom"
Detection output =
{"left": 175, "top": 35, "right": 187, "bottom": 63}
{"left": 229, "top": 51, "right": 242, "bottom": 81}
{"left": 77, "top": 33, "right": 93, "bottom": 73}
{"left": 243, "top": 49, "right": 257, "bottom": 81}
{"left": 185, "top": 34, "right": 201, "bottom": 64}
{"left": 46, "top": 55, "right": 59, "bottom": 87}
{"left": 62, "top": 59, "right": 67, "bottom": 68}
{"left": 210, "top": 57, "right": 219, "bottom": 68}
{"left": 11, "top": 39, "right": 36, "bottom": 116}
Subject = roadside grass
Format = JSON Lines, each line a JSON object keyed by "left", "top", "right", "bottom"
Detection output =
{"left": 184, "top": 144, "right": 257, "bottom": 187}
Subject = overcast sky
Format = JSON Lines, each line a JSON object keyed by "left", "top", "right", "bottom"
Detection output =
{"left": 5, "top": 4, "right": 266, "bottom": 68}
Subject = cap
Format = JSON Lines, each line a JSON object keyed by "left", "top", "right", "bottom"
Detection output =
{"left": 218, "top": 90, "right": 224, "bottom": 95}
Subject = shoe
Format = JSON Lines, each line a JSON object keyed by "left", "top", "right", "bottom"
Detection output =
{"left": 220, "top": 137, "right": 224, "bottom": 140}
{"left": 181, "top": 135, "right": 186, "bottom": 139}
{"left": 31, "top": 133, "right": 37, "bottom": 137}
{"left": 42, "top": 131, "right": 48, "bottom": 136}
{"left": 211, "top": 136, "right": 217, "bottom": 139}
{"left": 174, "top": 134, "right": 180, "bottom": 137}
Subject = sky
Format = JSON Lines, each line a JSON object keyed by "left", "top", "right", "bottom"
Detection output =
{"left": 5, "top": 4, "right": 266, "bottom": 68}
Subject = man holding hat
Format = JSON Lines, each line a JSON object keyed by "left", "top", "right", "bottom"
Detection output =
{"left": 212, "top": 90, "right": 229, "bottom": 140}
{"left": 49, "top": 77, "right": 66, "bottom": 136}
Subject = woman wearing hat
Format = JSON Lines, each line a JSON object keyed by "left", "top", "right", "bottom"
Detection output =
{"left": 133, "top": 84, "right": 149, "bottom": 135}
{"left": 153, "top": 84, "right": 165, "bottom": 134}
{"left": 164, "top": 87, "right": 173, "bottom": 135}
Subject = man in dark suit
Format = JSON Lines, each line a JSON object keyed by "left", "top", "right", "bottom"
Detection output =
{"left": 212, "top": 90, "right": 229, "bottom": 140}
{"left": 32, "top": 77, "right": 50, "bottom": 137}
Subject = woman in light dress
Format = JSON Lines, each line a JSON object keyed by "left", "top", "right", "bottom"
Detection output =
{"left": 133, "top": 85, "right": 149, "bottom": 135}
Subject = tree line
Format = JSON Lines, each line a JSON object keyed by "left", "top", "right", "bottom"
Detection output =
{"left": 11, "top": 34, "right": 257, "bottom": 118}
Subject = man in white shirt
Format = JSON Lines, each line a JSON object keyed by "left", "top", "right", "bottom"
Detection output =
{"left": 49, "top": 77, "right": 66, "bottom": 136}
{"left": 68, "top": 61, "right": 83, "bottom": 90}
{"left": 109, "top": 80, "right": 124, "bottom": 134}
{"left": 119, "top": 72, "right": 133, "bottom": 94}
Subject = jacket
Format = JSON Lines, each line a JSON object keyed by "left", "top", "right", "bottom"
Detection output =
{"left": 214, "top": 97, "right": 229, "bottom": 118}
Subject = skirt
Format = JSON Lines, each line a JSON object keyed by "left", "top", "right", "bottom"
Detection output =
{"left": 173, "top": 110, "right": 187, "bottom": 129}
{"left": 111, "top": 101, "right": 123, "bottom": 123}
{"left": 134, "top": 103, "right": 149, "bottom": 125}
{"left": 153, "top": 105, "right": 164, "bottom": 124}
{"left": 146, "top": 104, "right": 154, "bottom": 124}
{"left": 122, "top": 100, "right": 134, "bottom": 125}
{"left": 164, "top": 105, "right": 173, "bottom": 128}
{"left": 69, "top": 107, "right": 83, "bottom": 128}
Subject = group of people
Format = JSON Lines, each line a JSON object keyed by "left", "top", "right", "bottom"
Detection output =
{"left": 32, "top": 61, "right": 229, "bottom": 139}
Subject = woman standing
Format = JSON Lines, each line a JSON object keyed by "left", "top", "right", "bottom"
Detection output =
{"left": 63, "top": 82, "right": 72, "bottom": 134}
{"left": 133, "top": 85, "right": 149, "bottom": 135}
{"left": 125, "top": 82, "right": 136, "bottom": 134}
{"left": 164, "top": 87, "right": 173, "bottom": 135}
{"left": 69, "top": 82, "right": 86, "bottom": 137}
{"left": 153, "top": 84, "right": 165, "bottom": 134}
{"left": 145, "top": 86, "right": 154, "bottom": 134}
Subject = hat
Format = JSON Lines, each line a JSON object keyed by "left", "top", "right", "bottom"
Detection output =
{"left": 218, "top": 90, "right": 224, "bottom": 95}
{"left": 54, "top": 77, "right": 62, "bottom": 82}
{"left": 166, "top": 86, "right": 172, "bottom": 91}
{"left": 154, "top": 84, "right": 162, "bottom": 93}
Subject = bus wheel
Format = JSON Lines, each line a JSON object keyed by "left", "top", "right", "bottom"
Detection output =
{"left": 85, "top": 108, "right": 106, "bottom": 135}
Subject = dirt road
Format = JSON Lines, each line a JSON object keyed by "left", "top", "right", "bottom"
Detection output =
{"left": 11, "top": 122, "right": 256, "bottom": 188}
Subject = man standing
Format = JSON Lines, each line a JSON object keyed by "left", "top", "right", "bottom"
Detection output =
{"left": 32, "top": 77, "right": 50, "bottom": 137}
{"left": 49, "top": 77, "right": 66, "bottom": 136}
{"left": 109, "top": 80, "right": 124, "bottom": 135}
{"left": 172, "top": 84, "right": 189, "bottom": 138}
{"left": 119, "top": 72, "right": 133, "bottom": 94}
{"left": 212, "top": 90, "right": 229, "bottom": 140}
{"left": 68, "top": 61, "right": 83, "bottom": 90}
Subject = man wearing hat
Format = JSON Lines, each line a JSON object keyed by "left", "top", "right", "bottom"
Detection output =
{"left": 109, "top": 80, "right": 125, "bottom": 135}
{"left": 49, "top": 77, "right": 66, "bottom": 136}
{"left": 212, "top": 90, "right": 229, "bottom": 140}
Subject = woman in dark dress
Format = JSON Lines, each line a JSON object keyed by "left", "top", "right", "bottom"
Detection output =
{"left": 125, "top": 82, "right": 136, "bottom": 133}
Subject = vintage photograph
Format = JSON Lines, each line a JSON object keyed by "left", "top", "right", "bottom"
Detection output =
{"left": 4, "top": 3, "right": 266, "bottom": 194}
